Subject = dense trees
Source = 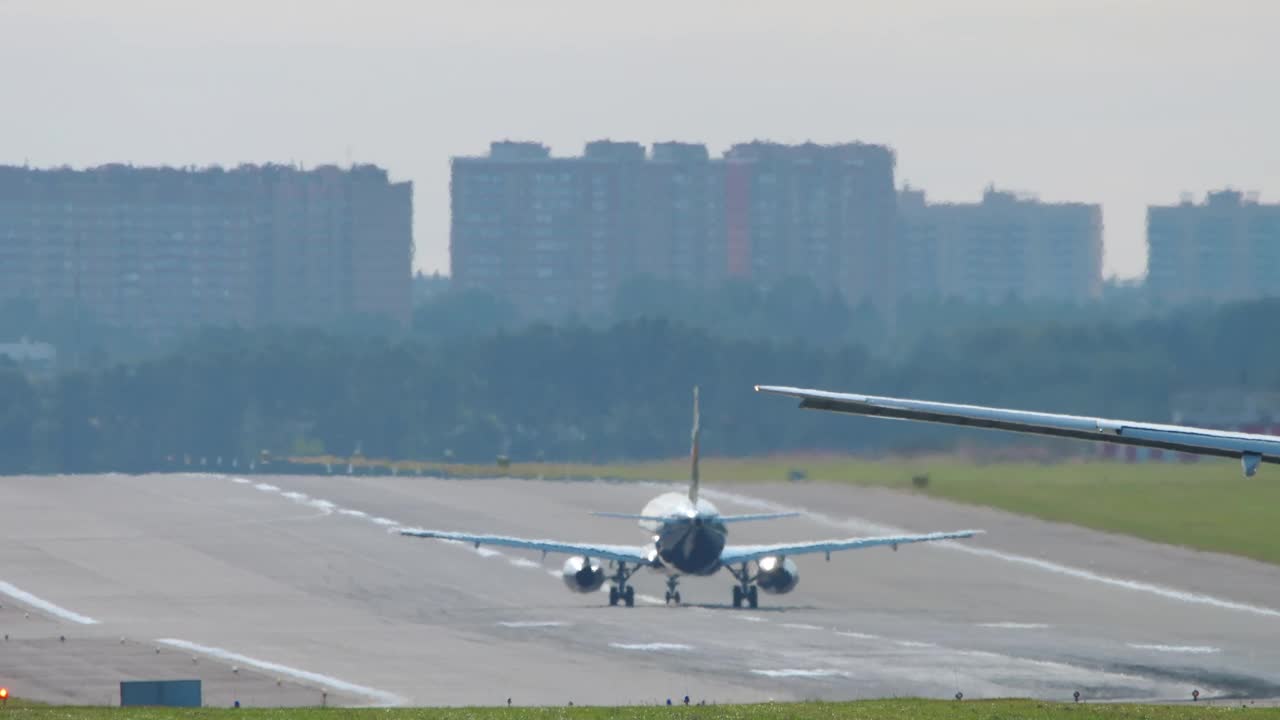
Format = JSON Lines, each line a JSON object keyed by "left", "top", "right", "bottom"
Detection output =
{"left": 2, "top": 295, "right": 1279, "bottom": 474}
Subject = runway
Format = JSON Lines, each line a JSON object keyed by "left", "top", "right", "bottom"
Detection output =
{"left": 2, "top": 471, "right": 1280, "bottom": 706}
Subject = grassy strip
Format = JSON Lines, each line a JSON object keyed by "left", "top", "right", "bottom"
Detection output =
{"left": 0, "top": 700, "right": 1274, "bottom": 720}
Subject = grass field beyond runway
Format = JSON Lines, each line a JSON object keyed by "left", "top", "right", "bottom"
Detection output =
{"left": 3, "top": 700, "right": 1277, "bottom": 720}
{"left": 310, "top": 453, "right": 1280, "bottom": 566}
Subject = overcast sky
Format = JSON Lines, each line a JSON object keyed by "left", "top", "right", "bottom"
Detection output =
{"left": 2, "top": 1, "right": 1276, "bottom": 278}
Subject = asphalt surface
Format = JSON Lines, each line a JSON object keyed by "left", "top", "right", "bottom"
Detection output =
{"left": 2, "top": 471, "right": 1279, "bottom": 707}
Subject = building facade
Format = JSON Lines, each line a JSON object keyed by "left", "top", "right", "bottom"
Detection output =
{"left": 897, "top": 186, "right": 1103, "bottom": 303}
{"left": 450, "top": 140, "right": 899, "bottom": 320}
{"left": 0, "top": 164, "right": 412, "bottom": 338}
{"left": 1147, "top": 190, "right": 1280, "bottom": 304}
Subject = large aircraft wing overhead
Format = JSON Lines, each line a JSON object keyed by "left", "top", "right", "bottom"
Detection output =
{"left": 719, "top": 529, "right": 982, "bottom": 565}
{"left": 755, "top": 385, "right": 1280, "bottom": 477}
{"left": 398, "top": 528, "right": 651, "bottom": 565}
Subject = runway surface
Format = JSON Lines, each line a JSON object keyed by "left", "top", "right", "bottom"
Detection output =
{"left": 2, "top": 471, "right": 1280, "bottom": 707}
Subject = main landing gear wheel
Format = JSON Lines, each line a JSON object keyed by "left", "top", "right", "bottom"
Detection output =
{"left": 728, "top": 562, "right": 759, "bottom": 609}
{"left": 608, "top": 562, "right": 637, "bottom": 608}
{"left": 665, "top": 576, "right": 682, "bottom": 605}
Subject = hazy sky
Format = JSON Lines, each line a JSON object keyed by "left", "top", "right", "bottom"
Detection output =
{"left": 3, "top": 1, "right": 1277, "bottom": 278}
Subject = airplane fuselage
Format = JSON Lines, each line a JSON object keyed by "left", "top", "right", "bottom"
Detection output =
{"left": 638, "top": 492, "right": 727, "bottom": 576}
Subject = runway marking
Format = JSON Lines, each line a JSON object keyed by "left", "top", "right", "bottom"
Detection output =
{"left": 157, "top": 638, "right": 404, "bottom": 706}
{"left": 370, "top": 517, "right": 398, "bottom": 526}
{"left": 837, "top": 631, "right": 879, "bottom": 640}
{"left": 637, "top": 594, "right": 666, "bottom": 606}
{"left": 1127, "top": 643, "right": 1220, "bottom": 654}
{"left": 978, "top": 622, "right": 1051, "bottom": 629}
{"left": 0, "top": 581, "right": 99, "bottom": 625}
{"left": 507, "top": 557, "right": 543, "bottom": 569}
{"left": 231, "top": 477, "right": 252, "bottom": 485}
{"left": 736, "top": 615, "right": 768, "bottom": 622}
{"left": 281, "top": 491, "right": 308, "bottom": 501}
{"left": 894, "top": 640, "right": 938, "bottom": 649}
{"left": 782, "top": 623, "right": 823, "bottom": 631}
{"left": 701, "top": 487, "right": 1280, "bottom": 620}
{"left": 498, "top": 621, "right": 568, "bottom": 628}
{"left": 337, "top": 509, "right": 368, "bottom": 518}
{"left": 254, "top": 483, "right": 280, "bottom": 493}
{"left": 751, "top": 668, "right": 848, "bottom": 678}
{"left": 474, "top": 547, "right": 502, "bottom": 558}
{"left": 609, "top": 642, "right": 693, "bottom": 652}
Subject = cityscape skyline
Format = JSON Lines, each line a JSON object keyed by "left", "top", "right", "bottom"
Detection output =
{"left": 4, "top": 1, "right": 1276, "bottom": 280}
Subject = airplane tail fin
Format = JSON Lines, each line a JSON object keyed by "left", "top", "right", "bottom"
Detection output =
{"left": 689, "top": 385, "right": 700, "bottom": 504}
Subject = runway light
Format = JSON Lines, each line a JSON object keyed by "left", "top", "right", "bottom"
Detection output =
{"left": 1, "top": 687, "right": 9, "bottom": 702}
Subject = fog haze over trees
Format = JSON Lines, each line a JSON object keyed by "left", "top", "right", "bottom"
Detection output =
{"left": 1, "top": 280, "right": 1278, "bottom": 474}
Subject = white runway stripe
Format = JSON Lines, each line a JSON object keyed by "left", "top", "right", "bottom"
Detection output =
{"left": 1128, "top": 643, "right": 1220, "bottom": 654}
{"left": 157, "top": 638, "right": 404, "bottom": 706}
{"left": 0, "top": 580, "right": 99, "bottom": 625}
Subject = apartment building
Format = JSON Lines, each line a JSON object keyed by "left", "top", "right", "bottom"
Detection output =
{"left": 450, "top": 140, "right": 899, "bottom": 319}
{"left": 0, "top": 164, "right": 412, "bottom": 338}
{"left": 1147, "top": 190, "right": 1280, "bottom": 304}
{"left": 897, "top": 186, "right": 1103, "bottom": 303}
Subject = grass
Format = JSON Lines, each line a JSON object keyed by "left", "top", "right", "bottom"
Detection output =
{"left": 289, "top": 452, "right": 1280, "bottom": 566}
{"left": 0, "top": 700, "right": 1276, "bottom": 720}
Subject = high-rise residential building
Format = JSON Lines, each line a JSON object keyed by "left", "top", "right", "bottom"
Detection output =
{"left": 450, "top": 140, "right": 899, "bottom": 319}
{"left": 0, "top": 164, "right": 412, "bottom": 339}
{"left": 896, "top": 186, "right": 1103, "bottom": 303}
{"left": 1147, "top": 190, "right": 1280, "bottom": 304}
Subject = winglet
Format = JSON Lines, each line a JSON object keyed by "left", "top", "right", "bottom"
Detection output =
{"left": 690, "top": 385, "right": 701, "bottom": 504}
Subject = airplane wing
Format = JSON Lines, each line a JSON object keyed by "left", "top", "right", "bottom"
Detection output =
{"left": 398, "top": 528, "right": 651, "bottom": 565}
{"left": 756, "top": 384, "right": 1280, "bottom": 477}
{"left": 720, "top": 529, "right": 981, "bottom": 565}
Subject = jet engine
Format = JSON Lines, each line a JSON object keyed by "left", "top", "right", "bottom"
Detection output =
{"left": 755, "top": 556, "right": 799, "bottom": 594}
{"left": 561, "top": 556, "right": 606, "bottom": 593}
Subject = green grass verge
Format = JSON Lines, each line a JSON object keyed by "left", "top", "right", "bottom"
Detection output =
{"left": 0, "top": 700, "right": 1275, "bottom": 720}
{"left": 292, "top": 452, "right": 1280, "bottom": 566}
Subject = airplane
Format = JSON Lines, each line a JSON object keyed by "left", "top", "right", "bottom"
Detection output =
{"left": 755, "top": 385, "right": 1280, "bottom": 478}
{"left": 400, "top": 387, "right": 982, "bottom": 608}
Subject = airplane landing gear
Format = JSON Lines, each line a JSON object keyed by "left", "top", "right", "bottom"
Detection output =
{"left": 664, "top": 576, "right": 682, "bottom": 605}
{"left": 608, "top": 562, "right": 637, "bottom": 607}
{"left": 727, "top": 562, "right": 758, "bottom": 609}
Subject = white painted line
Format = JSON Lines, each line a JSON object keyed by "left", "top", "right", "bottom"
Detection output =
{"left": 837, "top": 631, "right": 879, "bottom": 640}
{"left": 978, "top": 622, "right": 1051, "bottom": 629}
{"left": 735, "top": 615, "right": 768, "bottom": 623}
{"left": 751, "top": 668, "right": 849, "bottom": 678}
{"left": 230, "top": 477, "right": 252, "bottom": 485}
{"left": 370, "top": 517, "right": 398, "bottom": 526}
{"left": 637, "top": 594, "right": 666, "bottom": 606}
{"left": 337, "top": 509, "right": 368, "bottom": 518}
{"left": 281, "top": 491, "right": 308, "bottom": 501}
{"left": 254, "top": 483, "right": 280, "bottom": 493}
{"left": 0, "top": 581, "right": 99, "bottom": 625}
{"left": 893, "top": 639, "right": 938, "bottom": 648}
{"left": 701, "top": 488, "right": 1280, "bottom": 620}
{"left": 507, "top": 557, "right": 543, "bottom": 569}
{"left": 609, "top": 642, "right": 693, "bottom": 651}
{"left": 156, "top": 638, "right": 404, "bottom": 706}
{"left": 1128, "top": 643, "right": 1220, "bottom": 654}
{"left": 498, "top": 621, "right": 568, "bottom": 628}
{"left": 306, "top": 499, "right": 335, "bottom": 515}
{"left": 782, "top": 622, "right": 822, "bottom": 631}
{"left": 474, "top": 547, "right": 502, "bottom": 559}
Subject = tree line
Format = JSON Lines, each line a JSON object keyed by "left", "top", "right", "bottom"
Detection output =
{"left": 2, "top": 295, "right": 1279, "bottom": 474}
